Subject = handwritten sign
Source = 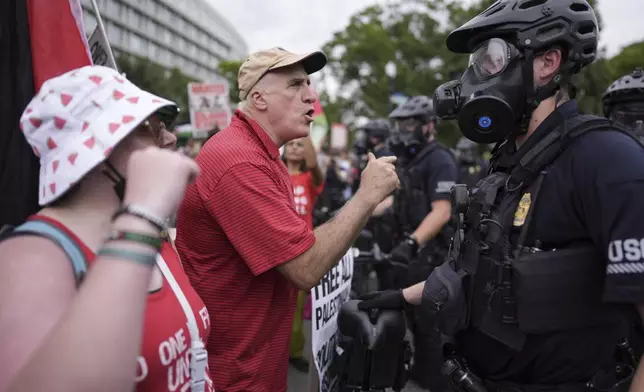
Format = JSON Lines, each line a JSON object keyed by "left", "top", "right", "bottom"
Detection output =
{"left": 311, "top": 249, "right": 354, "bottom": 392}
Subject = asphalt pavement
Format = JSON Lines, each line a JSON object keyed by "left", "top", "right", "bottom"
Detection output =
{"left": 286, "top": 363, "right": 427, "bottom": 392}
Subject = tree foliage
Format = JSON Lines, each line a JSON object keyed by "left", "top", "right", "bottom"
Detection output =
{"left": 117, "top": 54, "right": 196, "bottom": 125}
{"left": 319, "top": 0, "right": 640, "bottom": 147}
{"left": 217, "top": 60, "right": 244, "bottom": 105}
{"left": 320, "top": 0, "right": 495, "bottom": 146}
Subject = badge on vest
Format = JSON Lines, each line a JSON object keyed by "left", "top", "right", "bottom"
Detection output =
{"left": 513, "top": 193, "right": 531, "bottom": 227}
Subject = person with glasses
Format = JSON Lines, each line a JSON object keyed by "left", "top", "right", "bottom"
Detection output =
{"left": 0, "top": 65, "right": 211, "bottom": 392}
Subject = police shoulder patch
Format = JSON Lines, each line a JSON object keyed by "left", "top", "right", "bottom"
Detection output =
{"left": 513, "top": 193, "right": 531, "bottom": 227}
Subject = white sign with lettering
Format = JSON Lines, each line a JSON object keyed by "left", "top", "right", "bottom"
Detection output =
{"left": 311, "top": 249, "right": 354, "bottom": 392}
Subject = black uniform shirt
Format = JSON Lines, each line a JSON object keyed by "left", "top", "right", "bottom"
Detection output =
{"left": 415, "top": 141, "right": 459, "bottom": 205}
{"left": 458, "top": 101, "right": 644, "bottom": 384}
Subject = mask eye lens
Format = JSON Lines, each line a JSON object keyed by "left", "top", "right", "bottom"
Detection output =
{"left": 469, "top": 38, "right": 511, "bottom": 80}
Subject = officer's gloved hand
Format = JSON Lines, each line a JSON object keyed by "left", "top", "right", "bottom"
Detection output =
{"left": 390, "top": 235, "right": 419, "bottom": 264}
{"left": 358, "top": 290, "right": 406, "bottom": 311}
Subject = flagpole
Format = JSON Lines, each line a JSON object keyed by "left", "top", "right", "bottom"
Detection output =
{"left": 89, "top": 0, "right": 118, "bottom": 72}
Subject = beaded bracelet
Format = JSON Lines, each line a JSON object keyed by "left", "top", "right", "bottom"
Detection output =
{"left": 112, "top": 204, "right": 169, "bottom": 234}
{"left": 97, "top": 247, "right": 157, "bottom": 267}
{"left": 107, "top": 230, "right": 163, "bottom": 250}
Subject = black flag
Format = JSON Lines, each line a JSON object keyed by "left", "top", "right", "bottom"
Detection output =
{"left": 0, "top": 0, "right": 40, "bottom": 227}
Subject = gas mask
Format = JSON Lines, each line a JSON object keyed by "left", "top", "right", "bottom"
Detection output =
{"left": 610, "top": 101, "right": 644, "bottom": 142}
{"left": 353, "top": 129, "right": 369, "bottom": 156}
{"left": 434, "top": 38, "right": 527, "bottom": 144}
{"left": 387, "top": 119, "right": 425, "bottom": 162}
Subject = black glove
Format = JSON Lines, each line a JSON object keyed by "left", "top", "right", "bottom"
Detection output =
{"left": 358, "top": 290, "right": 406, "bottom": 311}
{"left": 390, "top": 235, "right": 419, "bottom": 264}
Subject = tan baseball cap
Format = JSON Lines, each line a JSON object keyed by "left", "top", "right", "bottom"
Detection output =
{"left": 238, "top": 47, "right": 327, "bottom": 100}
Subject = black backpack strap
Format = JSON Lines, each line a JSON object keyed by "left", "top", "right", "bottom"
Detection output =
{"left": 508, "top": 114, "right": 617, "bottom": 188}
{"left": 3, "top": 220, "right": 88, "bottom": 285}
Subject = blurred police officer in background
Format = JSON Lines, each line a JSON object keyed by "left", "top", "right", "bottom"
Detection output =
{"left": 353, "top": 119, "right": 393, "bottom": 193}
{"left": 603, "top": 68, "right": 644, "bottom": 141}
{"left": 359, "top": 1, "right": 644, "bottom": 392}
{"left": 373, "top": 95, "right": 457, "bottom": 391}
{"left": 455, "top": 137, "right": 488, "bottom": 188}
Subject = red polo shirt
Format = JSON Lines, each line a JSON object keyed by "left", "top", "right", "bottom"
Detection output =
{"left": 175, "top": 110, "right": 316, "bottom": 392}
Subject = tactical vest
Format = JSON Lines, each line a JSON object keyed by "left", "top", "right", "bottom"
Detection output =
{"left": 393, "top": 142, "right": 456, "bottom": 250}
{"left": 459, "top": 114, "right": 642, "bottom": 351}
{"left": 458, "top": 161, "right": 486, "bottom": 189}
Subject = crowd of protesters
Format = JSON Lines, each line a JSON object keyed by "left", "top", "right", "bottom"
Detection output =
{"left": 0, "top": 47, "right": 398, "bottom": 392}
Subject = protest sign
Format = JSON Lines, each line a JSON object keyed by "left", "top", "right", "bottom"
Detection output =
{"left": 311, "top": 249, "right": 354, "bottom": 392}
{"left": 188, "top": 82, "right": 231, "bottom": 131}
{"left": 88, "top": 26, "right": 117, "bottom": 70}
{"left": 330, "top": 123, "right": 348, "bottom": 151}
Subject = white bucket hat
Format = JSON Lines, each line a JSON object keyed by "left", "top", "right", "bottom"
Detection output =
{"left": 20, "top": 65, "right": 178, "bottom": 206}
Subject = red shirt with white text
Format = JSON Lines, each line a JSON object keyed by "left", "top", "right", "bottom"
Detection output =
{"left": 290, "top": 171, "right": 324, "bottom": 230}
{"left": 30, "top": 215, "right": 214, "bottom": 392}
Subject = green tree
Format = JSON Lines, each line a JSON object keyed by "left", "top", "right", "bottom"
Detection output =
{"left": 217, "top": 60, "right": 243, "bottom": 105}
{"left": 117, "top": 54, "right": 196, "bottom": 124}
{"left": 320, "top": 0, "right": 621, "bottom": 146}
{"left": 320, "top": 0, "right": 495, "bottom": 147}
{"left": 606, "top": 41, "right": 644, "bottom": 80}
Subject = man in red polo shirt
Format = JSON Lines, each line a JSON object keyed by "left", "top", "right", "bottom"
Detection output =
{"left": 175, "top": 47, "right": 399, "bottom": 392}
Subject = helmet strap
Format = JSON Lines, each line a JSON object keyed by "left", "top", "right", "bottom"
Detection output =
{"left": 515, "top": 50, "right": 569, "bottom": 137}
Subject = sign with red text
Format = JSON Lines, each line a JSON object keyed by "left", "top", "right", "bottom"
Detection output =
{"left": 188, "top": 82, "right": 231, "bottom": 131}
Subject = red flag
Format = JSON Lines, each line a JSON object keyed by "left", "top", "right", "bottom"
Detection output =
{"left": 27, "top": 0, "right": 92, "bottom": 91}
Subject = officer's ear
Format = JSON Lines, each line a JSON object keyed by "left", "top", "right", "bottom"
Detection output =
{"left": 533, "top": 47, "right": 564, "bottom": 88}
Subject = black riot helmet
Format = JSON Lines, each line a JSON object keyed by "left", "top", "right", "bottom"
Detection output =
{"left": 602, "top": 68, "right": 644, "bottom": 138}
{"left": 353, "top": 119, "right": 391, "bottom": 155}
{"left": 456, "top": 137, "right": 478, "bottom": 164}
{"left": 433, "top": 0, "right": 599, "bottom": 144}
{"left": 387, "top": 96, "right": 436, "bottom": 161}
{"left": 362, "top": 118, "right": 391, "bottom": 142}
{"left": 389, "top": 96, "right": 436, "bottom": 123}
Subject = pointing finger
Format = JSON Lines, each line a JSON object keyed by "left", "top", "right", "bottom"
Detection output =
{"left": 378, "top": 156, "right": 397, "bottom": 164}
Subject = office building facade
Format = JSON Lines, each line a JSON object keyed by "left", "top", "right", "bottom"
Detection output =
{"left": 81, "top": 0, "right": 248, "bottom": 82}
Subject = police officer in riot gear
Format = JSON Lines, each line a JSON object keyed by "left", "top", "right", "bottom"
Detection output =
{"left": 358, "top": 1, "right": 644, "bottom": 391}
{"left": 604, "top": 67, "right": 644, "bottom": 373}
{"left": 353, "top": 119, "right": 394, "bottom": 193}
{"left": 382, "top": 95, "right": 458, "bottom": 391}
{"left": 603, "top": 68, "right": 644, "bottom": 141}
{"left": 357, "top": 119, "right": 393, "bottom": 158}
{"left": 455, "top": 137, "right": 488, "bottom": 188}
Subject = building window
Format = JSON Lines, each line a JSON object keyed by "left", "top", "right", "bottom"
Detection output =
{"left": 128, "top": 8, "right": 139, "bottom": 26}
{"left": 107, "top": 24, "right": 122, "bottom": 45}
{"left": 106, "top": 0, "right": 119, "bottom": 18}
{"left": 189, "top": 43, "right": 197, "bottom": 57}
{"left": 130, "top": 34, "right": 142, "bottom": 52}
{"left": 84, "top": 12, "right": 97, "bottom": 35}
{"left": 163, "top": 28, "right": 172, "bottom": 44}
{"left": 158, "top": 5, "right": 169, "bottom": 23}
{"left": 148, "top": 20, "right": 157, "bottom": 36}
{"left": 149, "top": 42, "right": 158, "bottom": 58}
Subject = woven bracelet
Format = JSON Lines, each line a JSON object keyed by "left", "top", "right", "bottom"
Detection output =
{"left": 107, "top": 230, "right": 163, "bottom": 250}
{"left": 97, "top": 247, "right": 157, "bottom": 267}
